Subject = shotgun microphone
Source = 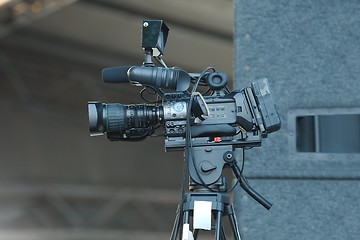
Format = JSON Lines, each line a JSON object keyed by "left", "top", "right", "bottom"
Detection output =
{"left": 102, "top": 66, "right": 190, "bottom": 91}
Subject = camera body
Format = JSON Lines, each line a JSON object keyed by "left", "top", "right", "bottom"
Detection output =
{"left": 87, "top": 20, "right": 280, "bottom": 151}
{"left": 88, "top": 77, "right": 280, "bottom": 150}
{"left": 87, "top": 20, "right": 280, "bottom": 214}
{"left": 162, "top": 78, "right": 280, "bottom": 150}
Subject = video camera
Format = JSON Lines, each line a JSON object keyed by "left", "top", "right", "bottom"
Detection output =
{"left": 88, "top": 20, "right": 280, "bottom": 151}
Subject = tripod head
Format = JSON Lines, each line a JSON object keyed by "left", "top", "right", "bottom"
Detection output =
{"left": 186, "top": 143, "right": 272, "bottom": 210}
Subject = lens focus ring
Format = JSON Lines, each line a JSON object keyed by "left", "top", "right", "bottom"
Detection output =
{"left": 106, "top": 104, "right": 126, "bottom": 132}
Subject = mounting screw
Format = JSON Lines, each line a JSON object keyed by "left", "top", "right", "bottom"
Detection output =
{"left": 143, "top": 22, "right": 149, "bottom": 27}
{"left": 223, "top": 151, "right": 234, "bottom": 163}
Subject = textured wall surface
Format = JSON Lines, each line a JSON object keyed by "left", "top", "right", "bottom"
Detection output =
{"left": 233, "top": 1, "right": 360, "bottom": 239}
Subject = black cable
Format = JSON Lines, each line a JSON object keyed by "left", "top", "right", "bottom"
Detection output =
{"left": 140, "top": 86, "right": 163, "bottom": 103}
{"left": 191, "top": 67, "right": 215, "bottom": 92}
{"left": 188, "top": 67, "right": 218, "bottom": 192}
{"left": 174, "top": 67, "right": 218, "bottom": 239}
{"left": 240, "top": 148, "right": 245, "bottom": 173}
{"left": 177, "top": 67, "right": 217, "bottom": 236}
{"left": 231, "top": 157, "right": 272, "bottom": 210}
{"left": 224, "top": 148, "right": 245, "bottom": 193}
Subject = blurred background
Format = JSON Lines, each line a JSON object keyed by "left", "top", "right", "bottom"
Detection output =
{"left": 0, "top": 0, "right": 233, "bottom": 239}
{"left": 1, "top": 1, "right": 360, "bottom": 240}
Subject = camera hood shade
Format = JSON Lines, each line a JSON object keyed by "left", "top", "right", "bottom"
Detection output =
{"left": 88, "top": 101, "right": 105, "bottom": 136}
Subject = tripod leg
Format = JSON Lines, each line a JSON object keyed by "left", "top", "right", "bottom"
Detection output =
{"left": 212, "top": 211, "right": 226, "bottom": 240}
{"left": 220, "top": 224, "right": 227, "bottom": 240}
{"left": 215, "top": 210, "right": 223, "bottom": 240}
{"left": 181, "top": 210, "right": 192, "bottom": 240}
{"left": 172, "top": 210, "right": 194, "bottom": 240}
{"left": 226, "top": 204, "right": 242, "bottom": 240}
{"left": 193, "top": 229, "right": 199, "bottom": 240}
{"left": 170, "top": 206, "right": 181, "bottom": 240}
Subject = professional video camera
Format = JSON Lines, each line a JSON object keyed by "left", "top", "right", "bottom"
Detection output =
{"left": 88, "top": 20, "right": 280, "bottom": 151}
{"left": 87, "top": 20, "right": 281, "bottom": 240}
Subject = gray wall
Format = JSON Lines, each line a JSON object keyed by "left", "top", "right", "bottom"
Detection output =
{"left": 233, "top": 1, "right": 360, "bottom": 239}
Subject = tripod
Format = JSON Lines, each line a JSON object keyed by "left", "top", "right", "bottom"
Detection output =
{"left": 170, "top": 145, "right": 272, "bottom": 240}
{"left": 171, "top": 185, "right": 242, "bottom": 240}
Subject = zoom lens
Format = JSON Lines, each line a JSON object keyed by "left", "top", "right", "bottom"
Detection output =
{"left": 88, "top": 102, "right": 163, "bottom": 137}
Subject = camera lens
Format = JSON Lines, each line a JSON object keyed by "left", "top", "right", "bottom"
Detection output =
{"left": 88, "top": 102, "right": 163, "bottom": 137}
{"left": 88, "top": 102, "right": 130, "bottom": 136}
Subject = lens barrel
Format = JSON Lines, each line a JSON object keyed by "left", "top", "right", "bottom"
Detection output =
{"left": 88, "top": 102, "right": 162, "bottom": 137}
